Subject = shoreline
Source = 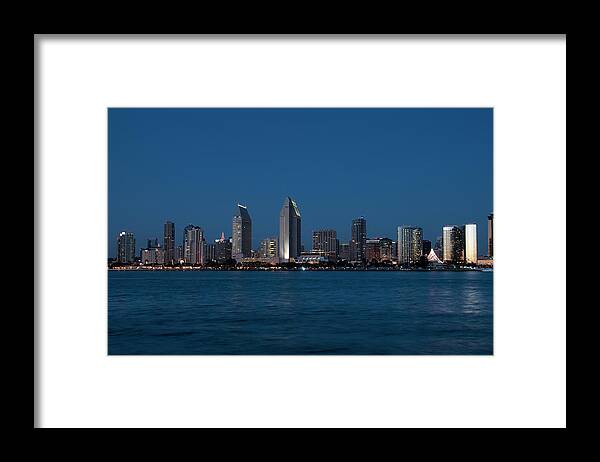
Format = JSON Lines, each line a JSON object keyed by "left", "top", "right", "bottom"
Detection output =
{"left": 108, "top": 266, "right": 491, "bottom": 272}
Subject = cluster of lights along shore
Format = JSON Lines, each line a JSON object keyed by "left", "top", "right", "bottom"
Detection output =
{"left": 113, "top": 198, "right": 493, "bottom": 269}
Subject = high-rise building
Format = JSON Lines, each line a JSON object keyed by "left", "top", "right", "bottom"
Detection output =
{"left": 183, "top": 225, "right": 205, "bottom": 265}
{"left": 205, "top": 243, "right": 216, "bottom": 262}
{"left": 279, "top": 196, "right": 302, "bottom": 262}
{"left": 365, "top": 239, "right": 381, "bottom": 262}
{"left": 140, "top": 238, "right": 164, "bottom": 265}
{"left": 312, "top": 229, "right": 338, "bottom": 259}
{"left": 350, "top": 217, "right": 367, "bottom": 262}
{"left": 176, "top": 245, "right": 183, "bottom": 263}
{"left": 260, "top": 237, "right": 279, "bottom": 258}
{"left": 163, "top": 221, "right": 175, "bottom": 265}
{"left": 183, "top": 224, "right": 194, "bottom": 262}
{"left": 215, "top": 232, "right": 233, "bottom": 262}
{"left": 434, "top": 235, "right": 443, "bottom": 251}
{"left": 116, "top": 231, "right": 136, "bottom": 263}
{"left": 391, "top": 241, "right": 398, "bottom": 261}
{"left": 379, "top": 237, "right": 393, "bottom": 261}
{"left": 442, "top": 225, "right": 465, "bottom": 263}
{"left": 338, "top": 243, "right": 351, "bottom": 261}
{"left": 488, "top": 213, "right": 494, "bottom": 258}
{"left": 398, "top": 226, "right": 423, "bottom": 264}
{"left": 422, "top": 240, "right": 432, "bottom": 256}
{"left": 232, "top": 204, "right": 252, "bottom": 261}
{"left": 464, "top": 224, "right": 478, "bottom": 264}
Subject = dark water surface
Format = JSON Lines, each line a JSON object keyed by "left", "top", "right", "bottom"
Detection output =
{"left": 108, "top": 270, "right": 493, "bottom": 355}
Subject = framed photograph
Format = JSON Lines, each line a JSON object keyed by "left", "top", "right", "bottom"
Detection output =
{"left": 35, "top": 34, "right": 566, "bottom": 428}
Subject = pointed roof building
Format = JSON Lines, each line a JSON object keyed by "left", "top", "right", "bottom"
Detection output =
{"left": 427, "top": 248, "right": 443, "bottom": 264}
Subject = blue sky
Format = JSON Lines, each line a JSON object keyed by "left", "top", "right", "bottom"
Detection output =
{"left": 108, "top": 108, "right": 492, "bottom": 257}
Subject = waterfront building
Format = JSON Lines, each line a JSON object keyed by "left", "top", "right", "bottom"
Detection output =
{"left": 205, "top": 242, "right": 216, "bottom": 262}
{"left": 279, "top": 196, "right": 302, "bottom": 262}
{"left": 215, "top": 232, "right": 233, "bottom": 262}
{"left": 434, "top": 235, "right": 443, "bottom": 251}
{"left": 176, "top": 245, "right": 183, "bottom": 263}
{"left": 488, "top": 213, "right": 494, "bottom": 258}
{"left": 422, "top": 240, "right": 432, "bottom": 256}
{"left": 338, "top": 243, "right": 351, "bottom": 261}
{"left": 232, "top": 204, "right": 252, "bottom": 261}
{"left": 379, "top": 238, "right": 394, "bottom": 262}
{"left": 296, "top": 253, "right": 330, "bottom": 265}
{"left": 365, "top": 239, "right": 381, "bottom": 262}
{"left": 391, "top": 240, "right": 398, "bottom": 261}
{"left": 398, "top": 226, "right": 423, "bottom": 264}
{"left": 427, "top": 248, "right": 443, "bottom": 264}
{"left": 116, "top": 231, "right": 136, "bottom": 264}
{"left": 156, "top": 247, "right": 165, "bottom": 264}
{"left": 350, "top": 217, "right": 367, "bottom": 262}
{"left": 147, "top": 238, "right": 159, "bottom": 249}
{"left": 183, "top": 225, "right": 205, "bottom": 265}
{"left": 442, "top": 225, "right": 465, "bottom": 263}
{"left": 477, "top": 256, "right": 494, "bottom": 267}
{"left": 183, "top": 224, "right": 195, "bottom": 263}
{"left": 260, "top": 237, "right": 279, "bottom": 258}
{"left": 312, "top": 229, "right": 338, "bottom": 259}
{"left": 163, "top": 221, "right": 175, "bottom": 265}
{"left": 140, "top": 248, "right": 152, "bottom": 264}
{"left": 464, "top": 224, "right": 478, "bottom": 264}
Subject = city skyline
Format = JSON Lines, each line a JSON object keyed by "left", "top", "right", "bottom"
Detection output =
{"left": 109, "top": 108, "right": 492, "bottom": 257}
{"left": 112, "top": 200, "right": 492, "bottom": 265}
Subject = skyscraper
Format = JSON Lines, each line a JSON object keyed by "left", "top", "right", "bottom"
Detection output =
{"left": 365, "top": 239, "right": 381, "bottom": 262}
{"left": 279, "top": 196, "right": 302, "bottom": 262}
{"left": 488, "top": 213, "right": 494, "bottom": 258}
{"left": 397, "top": 226, "right": 423, "bottom": 264}
{"left": 215, "top": 232, "right": 233, "bottom": 262}
{"left": 312, "top": 229, "right": 338, "bottom": 259}
{"left": 350, "top": 217, "right": 367, "bottom": 262}
{"left": 183, "top": 225, "right": 205, "bottom": 265}
{"left": 232, "top": 204, "right": 252, "bottom": 261}
{"left": 338, "top": 243, "right": 351, "bottom": 261}
{"left": 116, "top": 231, "right": 135, "bottom": 263}
{"left": 259, "top": 237, "right": 279, "bottom": 258}
{"left": 205, "top": 243, "right": 216, "bottom": 262}
{"left": 442, "top": 225, "right": 465, "bottom": 263}
{"left": 464, "top": 223, "right": 478, "bottom": 264}
{"left": 422, "top": 239, "right": 432, "bottom": 256}
{"left": 163, "top": 221, "right": 175, "bottom": 265}
{"left": 183, "top": 224, "right": 195, "bottom": 262}
{"left": 379, "top": 237, "right": 393, "bottom": 261}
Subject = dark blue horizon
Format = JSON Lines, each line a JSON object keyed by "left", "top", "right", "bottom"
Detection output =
{"left": 108, "top": 108, "right": 493, "bottom": 257}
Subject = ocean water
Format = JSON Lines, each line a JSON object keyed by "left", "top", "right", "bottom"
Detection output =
{"left": 108, "top": 270, "right": 493, "bottom": 355}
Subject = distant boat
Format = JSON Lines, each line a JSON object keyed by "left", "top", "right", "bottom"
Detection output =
{"left": 480, "top": 268, "right": 493, "bottom": 272}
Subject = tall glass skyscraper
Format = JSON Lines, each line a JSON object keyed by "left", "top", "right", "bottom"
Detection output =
{"left": 259, "top": 237, "right": 279, "bottom": 258}
{"left": 163, "top": 221, "right": 175, "bottom": 265}
{"left": 279, "top": 196, "right": 301, "bottom": 262}
{"left": 312, "top": 229, "right": 338, "bottom": 258}
{"left": 397, "top": 226, "right": 423, "bottom": 264}
{"left": 183, "top": 225, "right": 204, "bottom": 265}
{"left": 442, "top": 225, "right": 465, "bottom": 263}
{"left": 464, "top": 223, "right": 478, "bottom": 264}
{"left": 232, "top": 204, "right": 252, "bottom": 261}
{"left": 116, "top": 231, "right": 135, "bottom": 263}
{"left": 215, "top": 232, "right": 233, "bottom": 262}
{"left": 351, "top": 217, "right": 367, "bottom": 262}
